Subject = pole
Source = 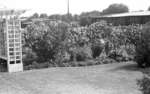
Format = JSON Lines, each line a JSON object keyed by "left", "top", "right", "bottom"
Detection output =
{"left": 67, "top": 0, "right": 70, "bottom": 16}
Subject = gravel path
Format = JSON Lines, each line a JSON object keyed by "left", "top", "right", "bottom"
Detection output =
{"left": 0, "top": 62, "right": 143, "bottom": 94}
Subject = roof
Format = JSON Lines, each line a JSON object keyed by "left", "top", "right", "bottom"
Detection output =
{"left": 93, "top": 11, "right": 150, "bottom": 18}
{"left": 20, "top": 10, "right": 36, "bottom": 17}
{"left": 0, "top": 9, "right": 26, "bottom": 17}
{"left": 21, "top": 18, "right": 61, "bottom": 26}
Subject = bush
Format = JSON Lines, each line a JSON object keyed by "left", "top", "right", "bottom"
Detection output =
{"left": 137, "top": 76, "right": 150, "bottom": 94}
{"left": 135, "top": 24, "right": 150, "bottom": 68}
{"left": 22, "top": 47, "right": 37, "bottom": 66}
{"left": 108, "top": 46, "right": 133, "bottom": 62}
{"left": 91, "top": 45, "right": 104, "bottom": 58}
{"left": 70, "top": 46, "right": 92, "bottom": 62}
{"left": 24, "top": 21, "right": 70, "bottom": 64}
{"left": 76, "top": 51, "right": 87, "bottom": 61}
{"left": 88, "top": 21, "right": 112, "bottom": 58}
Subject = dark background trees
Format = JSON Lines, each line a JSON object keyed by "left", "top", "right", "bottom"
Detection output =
{"left": 79, "top": 11, "right": 101, "bottom": 26}
{"left": 28, "top": 13, "right": 39, "bottom": 19}
{"left": 40, "top": 13, "right": 48, "bottom": 18}
{"left": 26, "top": 3, "right": 130, "bottom": 26}
{"left": 102, "top": 3, "right": 129, "bottom": 15}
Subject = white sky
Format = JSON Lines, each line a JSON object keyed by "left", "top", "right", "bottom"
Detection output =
{"left": 0, "top": 0, "right": 150, "bottom": 16}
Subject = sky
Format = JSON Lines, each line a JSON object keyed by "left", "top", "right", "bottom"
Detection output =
{"left": 0, "top": 0, "right": 150, "bottom": 16}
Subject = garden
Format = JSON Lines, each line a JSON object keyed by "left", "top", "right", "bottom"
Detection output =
{"left": 22, "top": 20, "right": 150, "bottom": 94}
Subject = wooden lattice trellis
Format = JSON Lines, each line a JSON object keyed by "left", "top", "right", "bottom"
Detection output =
{"left": 0, "top": 9, "right": 25, "bottom": 72}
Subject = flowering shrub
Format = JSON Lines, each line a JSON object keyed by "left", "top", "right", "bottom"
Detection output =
{"left": 23, "top": 19, "right": 150, "bottom": 68}
{"left": 137, "top": 76, "right": 150, "bottom": 94}
{"left": 24, "top": 21, "right": 70, "bottom": 63}
{"left": 87, "top": 21, "right": 113, "bottom": 58}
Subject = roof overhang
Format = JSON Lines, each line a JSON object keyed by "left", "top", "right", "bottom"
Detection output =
{"left": 92, "top": 11, "right": 150, "bottom": 18}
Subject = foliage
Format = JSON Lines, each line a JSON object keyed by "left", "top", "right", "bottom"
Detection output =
{"left": 74, "top": 46, "right": 92, "bottom": 61}
{"left": 22, "top": 47, "right": 37, "bottom": 66}
{"left": 137, "top": 76, "right": 150, "bottom": 94}
{"left": 49, "top": 14, "right": 62, "bottom": 20}
{"left": 79, "top": 16, "right": 92, "bottom": 26}
{"left": 87, "top": 21, "right": 113, "bottom": 58}
{"left": 23, "top": 19, "right": 147, "bottom": 68}
{"left": 120, "top": 25, "right": 142, "bottom": 46}
{"left": 110, "top": 23, "right": 150, "bottom": 67}
{"left": 102, "top": 3, "right": 129, "bottom": 15}
{"left": 68, "top": 26, "right": 92, "bottom": 61}
{"left": 108, "top": 47, "right": 132, "bottom": 62}
{"left": 28, "top": 13, "right": 39, "bottom": 19}
{"left": 79, "top": 11, "right": 101, "bottom": 26}
{"left": 135, "top": 24, "right": 150, "bottom": 67}
{"left": 23, "top": 21, "right": 70, "bottom": 63}
{"left": 28, "top": 10, "right": 102, "bottom": 26}
{"left": 91, "top": 45, "right": 103, "bottom": 58}
{"left": 88, "top": 21, "right": 113, "bottom": 44}
{"left": 76, "top": 51, "right": 88, "bottom": 61}
{"left": 49, "top": 14, "right": 77, "bottom": 23}
{"left": 40, "top": 13, "right": 48, "bottom": 18}
{"left": 107, "top": 25, "right": 142, "bottom": 62}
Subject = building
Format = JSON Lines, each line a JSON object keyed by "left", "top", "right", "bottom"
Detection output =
{"left": 91, "top": 11, "right": 150, "bottom": 25}
{"left": 0, "top": 9, "right": 25, "bottom": 72}
{"left": 21, "top": 18, "right": 63, "bottom": 28}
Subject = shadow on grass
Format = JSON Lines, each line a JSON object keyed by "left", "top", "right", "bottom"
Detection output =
{"left": 108, "top": 62, "right": 144, "bottom": 72}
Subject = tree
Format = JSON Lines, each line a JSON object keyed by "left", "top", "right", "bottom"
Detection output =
{"left": 79, "top": 11, "right": 101, "bottom": 26}
{"left": 49, "top": 14, "right": 73, "bottom": 23}
{"left": 73, "top": 14, "right": 80, "bottom": 21}
{"left": 102, "top": 3, "right": 129, "bottom": 15}
{"left": 30, "top": 13, "right": 39, "bottom": 18}
{"left": 49, "top": 14, "right": 62, "bottom": 20}
{"left": 79, "top": 16, "right": 91, "bottom": 26}
{"left": 40, "top": 13, "right": 48, "bottom": 18}
{"left": 61, "top": 14, "right": 73, "bottom": 23}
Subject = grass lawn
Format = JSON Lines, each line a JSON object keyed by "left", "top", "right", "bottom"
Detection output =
{"left": 0, "top": 62, "right": 144, "bottom": 94}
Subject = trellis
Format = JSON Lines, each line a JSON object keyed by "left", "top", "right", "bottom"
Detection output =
{"left": 0, "top": 9, "right": 25, "bottom": 72}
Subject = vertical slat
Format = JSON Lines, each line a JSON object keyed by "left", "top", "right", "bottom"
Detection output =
{"left": 6, "top": 19, "right": 10, "bottom": 72}
{"left": 13, "top": 18, "right": 16, "bottom": 64}
{"left": 19, "top": 19, "right": 23, "bottom": 65}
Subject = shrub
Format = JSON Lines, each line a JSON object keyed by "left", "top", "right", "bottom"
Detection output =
{"left": 91, "top": 45, "right": 104, "bottom": 58}
{"left": 22, "top": 47, "right": 37, "bottom": 66}
{"left": 108, "top": 46, "right": 133, "bottom": 62}
{"left": 88, "top": 21, "right": 113, "bottom": 58}
{"left": 24, "top": 21, "right": 70, "bottom": 63}
{"left": 135, "top": 24, "right": 150, "bottom": 68}
{"left": 76, "top": 51, "right": 87, "bottom": 61}
{"left": 137, "top": 76, "right": 150, "bottom": 94}
{"left": 70, "top": 46, "right": 92, "bottom": 62}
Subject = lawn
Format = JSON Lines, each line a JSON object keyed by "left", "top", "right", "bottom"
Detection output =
{"left": 0, "top": 62, "right": 143, "bottom": 94}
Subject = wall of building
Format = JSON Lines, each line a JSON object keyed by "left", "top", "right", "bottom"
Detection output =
{"left": 92, "top": 15, "right": 150, "bottom": 25}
